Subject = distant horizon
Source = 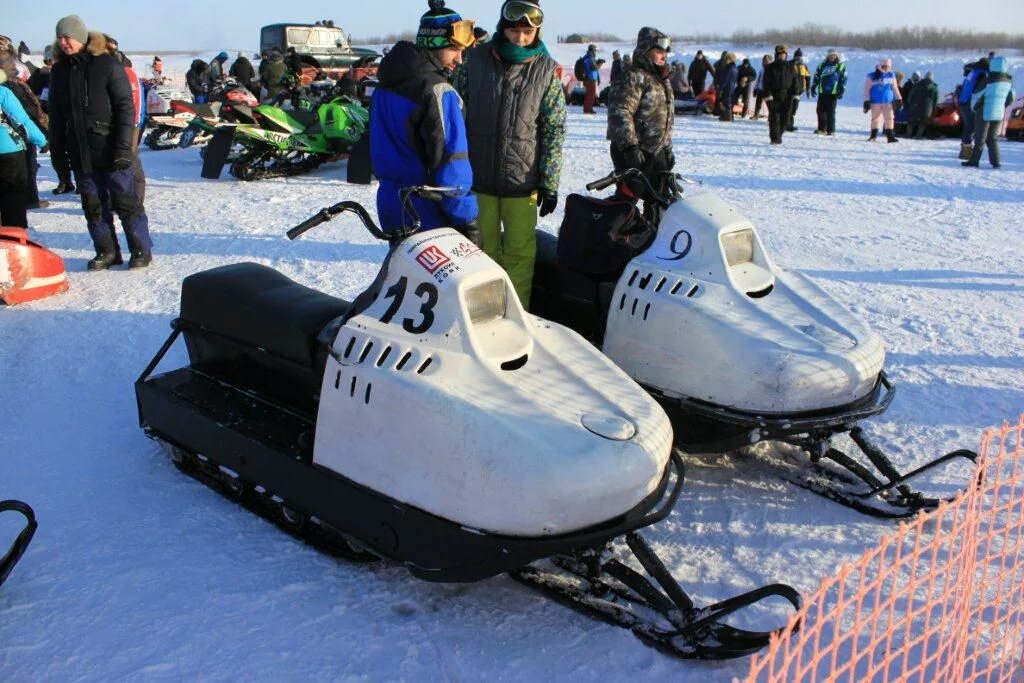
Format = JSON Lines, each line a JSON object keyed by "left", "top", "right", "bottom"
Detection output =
{"left": 7, "top": 0, "right": 1023, "bottom": 53}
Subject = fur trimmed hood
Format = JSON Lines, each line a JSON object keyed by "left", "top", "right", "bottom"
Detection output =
{"left": 51, "top": 32, "right": 109, "bottom": 65}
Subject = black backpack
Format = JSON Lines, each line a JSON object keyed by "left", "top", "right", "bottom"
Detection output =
{"left": 574, "top": 57, "right": 587, "bottom": 81}
{"left": 556, "top": 194, "right": 654, "bottom": 276}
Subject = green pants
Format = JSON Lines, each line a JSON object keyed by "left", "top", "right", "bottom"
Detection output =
{"left": 475, "top": 192, "right": 537, "bottom": 308}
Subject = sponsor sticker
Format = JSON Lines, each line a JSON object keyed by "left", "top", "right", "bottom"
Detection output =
{"left": 415, "top": 245, "right": 451, "bottom": 274}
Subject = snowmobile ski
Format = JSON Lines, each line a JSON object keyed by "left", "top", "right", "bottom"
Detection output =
{"left": 510, "top": 532, "right": 801, "bottom": 660}
{"left": 0, "top": 500, "right": 37, "bottom": 588}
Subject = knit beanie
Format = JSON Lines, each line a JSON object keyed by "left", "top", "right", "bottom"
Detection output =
{"left": 417, "top": 0, "right": 464, "bottom": 49}
{"left": 55, "top": 15, "right": 89, "bottom": 45}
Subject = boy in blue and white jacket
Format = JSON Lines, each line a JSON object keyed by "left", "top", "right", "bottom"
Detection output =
{"left": 963, "top": 56, "right": 1015, "bottom": 169}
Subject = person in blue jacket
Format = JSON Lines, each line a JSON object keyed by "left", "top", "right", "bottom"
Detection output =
{"left": 0, "top": 69, "right": 48, "bottom": 228}
{"left": 811, "top": 49, "right": 847, "bottom": 135}
{"left": 963, "top": 56, "right": 1015, "bottom": 169}
{"left": 370, "top": 0, "right": 479, "bottom": 241}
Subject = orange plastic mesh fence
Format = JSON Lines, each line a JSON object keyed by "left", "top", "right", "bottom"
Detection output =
{"left": 745, "top": 416, "right": 1024, "bottom": 682}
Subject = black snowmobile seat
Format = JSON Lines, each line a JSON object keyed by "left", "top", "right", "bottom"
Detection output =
{"left": 181, "top": 262, "right": 350, "bottom": 370}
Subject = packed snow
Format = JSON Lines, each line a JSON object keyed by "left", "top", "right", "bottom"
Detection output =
{"left": 1, "top": 46, "right": 1022, "bottom": 680}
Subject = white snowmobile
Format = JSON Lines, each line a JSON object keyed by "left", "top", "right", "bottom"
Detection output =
{"left": 532, "top": 170, "right": 977, "bottom": 519}
{"left": 134, "top": 186, "right": 800, "bottom": 660}
{"left": 0, "top": 500, "right": 37, "bottom": 588}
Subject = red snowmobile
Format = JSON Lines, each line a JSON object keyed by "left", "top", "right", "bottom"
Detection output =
{"left": 0, "top": 227, "right": 69, "bottom": 305}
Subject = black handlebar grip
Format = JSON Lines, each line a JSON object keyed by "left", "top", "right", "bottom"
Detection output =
{"left": 287, "top": 209, "right": 330, "bottom": 240}
{"left": 586, "top": 172, "right": 618, "bottom": 191}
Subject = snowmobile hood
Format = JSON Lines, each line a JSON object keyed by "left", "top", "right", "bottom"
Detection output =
{"left": 313, "top": 228, "right": 673, "bottom": 537}
{"left": 601, "top": 191, "right": 885, "bottom": 415}
{"left": 0, "top": 227, "right": 69, "bottom": 305}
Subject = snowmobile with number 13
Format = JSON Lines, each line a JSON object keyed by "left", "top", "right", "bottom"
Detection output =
{"left": 134, "top": 186, "right": 800, "bottom": 660}
{"left": 531, "top": 169, "right": 977, "bottom": 519}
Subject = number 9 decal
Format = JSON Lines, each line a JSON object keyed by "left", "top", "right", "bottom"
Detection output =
{"left": 659, "top": 229, "right": 692, "bottom": 261}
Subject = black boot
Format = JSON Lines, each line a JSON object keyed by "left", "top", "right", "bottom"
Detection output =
{"left": 868, "top": 129, "right": 878, "bottom": 141}
{"left": 53, "top": 180, "right": 76, "bottom": 195}
{"left": 885, "top": 129, "right": 898, "bottom": 143}
{"left": 129, "top": 250, "right": 153, "bottom": 269}
{"left": 87, "top": 252, "right": 120, "bottom": 271}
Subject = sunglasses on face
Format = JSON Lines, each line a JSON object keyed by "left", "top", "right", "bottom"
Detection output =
{"left": 502, "top": 1, "right": 544, "bottom": 28}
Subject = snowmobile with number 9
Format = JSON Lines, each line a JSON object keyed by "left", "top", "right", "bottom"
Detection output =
{"left": 531, "top": 170, "right": 977, "bottom": 518}
{"left": 134, "top": 186, "right": 800, "bottom": 660}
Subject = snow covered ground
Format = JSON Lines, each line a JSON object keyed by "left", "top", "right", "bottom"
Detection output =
{"left": 1, "top": 49, "right": 1022, "bottom": 680}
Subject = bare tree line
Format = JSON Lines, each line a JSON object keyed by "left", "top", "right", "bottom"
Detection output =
{"left": 553, "top": 24, "right": 1023, "bottom": 51}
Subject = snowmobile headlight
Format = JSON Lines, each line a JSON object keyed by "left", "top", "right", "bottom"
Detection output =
{"left": 466, "top": 279, "right": 506, "bottom": 325}
{"left": 721, "top": 229, "right": 754, "bottom": 266}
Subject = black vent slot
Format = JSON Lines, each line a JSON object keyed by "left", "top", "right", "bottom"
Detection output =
{"left": 364, "top": 383, "right": 372, "bottom": 404}
{"left": 396, "top": 351, "right": 413, "bottom": 371}
{"left": 349, "top": 377, "right": 357, "bottom": 397}
{"left": 358, "top": 341, "right": 374, "bottom": 363}
{"left": 343, "top": 336, "right": 356, "bottom": 359}
{"left": 416, "top": 357, "right": 433, "bottom": 374}
{"left": 638, "top": 273, "right": 652, "bottom": 290}
{"left": 376, "top": 345, "right": 392, "bottom": 368}
{"left": 618, "top": 293, "right": 626, "bottom": 310}
{"left": 626, "top": 269, "right": 639, "bottom": 286}
{"left": 746, "top": 284, "right": 774, "bottom": 299}
{"left": 687, "top": 285, "right": 700, "bottom": 298}
{"left": 670, "top": 281, "right": 683, "bottom": 295}
{"left": 334, "top": 371, "right": 341, "bottom": 389}
{"left": 500, "top": 355, "right": 528, "bottom": 372}
{"left": 631, "top": 299, "right": 638, "bottom": 316}
{"left": 655, "top": 277, "right": 667, "bottom": 292}
{"left": 643, "top": 303, "right": 651, "bottom": 320}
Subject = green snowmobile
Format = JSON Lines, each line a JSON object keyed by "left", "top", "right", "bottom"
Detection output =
{"left": 217, "top": 96, "right": 368, "bottom": 181}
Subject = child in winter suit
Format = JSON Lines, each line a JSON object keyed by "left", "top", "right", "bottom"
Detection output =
{"left": 863, "top": 58, "right": 903, "bottom": 142}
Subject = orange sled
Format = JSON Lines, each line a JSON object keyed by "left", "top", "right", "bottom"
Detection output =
{"left": 0, "top": 227, "right": 69, "bottom": 305}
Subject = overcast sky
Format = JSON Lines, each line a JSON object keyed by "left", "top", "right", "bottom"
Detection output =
{"left": 7, "top": 0, "right": 1024, "bottom": 52}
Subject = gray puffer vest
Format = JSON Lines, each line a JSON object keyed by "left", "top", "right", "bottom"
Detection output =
{"left": 462, "top": 45, "right": 557, "bottom": 197}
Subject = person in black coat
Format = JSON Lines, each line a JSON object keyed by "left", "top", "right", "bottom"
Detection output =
{"left": 736, "top": 57, "right": 757, "bottom": 117}
{"left": 762, "top": 44, "right": 800, "bottom": 144}
{"left": 228, "top": 51, "right": 256, "bottom": 95}
{"left": 687, "top": 50, "right": 711, "bottom": 93}
{"left": 48, "top": 15, "right": 152, "bottom": 269}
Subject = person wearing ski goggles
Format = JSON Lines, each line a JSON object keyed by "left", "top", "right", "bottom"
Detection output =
{"left": 607, "top": 26, "right": 676, "bottom": 225}
{"left": 451, "top": 0, "right": 567, "bottom": 307}
{"left": 368, "top": 0, "right": 480, "bottom": 242}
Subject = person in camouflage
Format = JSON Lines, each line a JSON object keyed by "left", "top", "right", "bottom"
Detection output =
{"left": 606, "top": 26, "right": 674, "bottom": 223}
{"left": 453, "top": 0, "right": 566, "bottom": 307}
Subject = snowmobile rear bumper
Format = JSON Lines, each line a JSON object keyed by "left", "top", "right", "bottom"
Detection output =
{"left": 655, "top": 371, "right": 894, "bottom": 453}
{"left": 135, "top": 327, "right": 685, "bottom": 583}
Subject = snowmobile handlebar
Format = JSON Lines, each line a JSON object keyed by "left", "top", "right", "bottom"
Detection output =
{"left": 287, "top": 202, "right": 387, "bottom": 241}
{"left": 586, "top": 169, "right": 680, "bottom": 208}
{"left": 287, "top": 186, "right": 468, "bottom": 243}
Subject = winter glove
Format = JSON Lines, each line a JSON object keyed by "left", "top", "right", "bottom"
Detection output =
{"left": 893, "top": 99, "right": 903, "bottom": 111}
{"left": 537, "top": 189, "right": 558, "bottom": 217}
{"left": 457, "top": 219, "right": 482, "bottom": 247}
{"left": 112, "top": 153, "right": 133, "bottom": 171}
{"left": 863, "top": 100, "right": 871, "bottom": 113}
{"left": 621, "top": 145, "right": 646, "bottom": 172}
{"left": 662, "top": 146, "right": 675, "bottom": 170}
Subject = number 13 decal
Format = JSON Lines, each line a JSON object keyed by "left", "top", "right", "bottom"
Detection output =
{"left": 380, "top": 276, "right": 439, "bottom": 334}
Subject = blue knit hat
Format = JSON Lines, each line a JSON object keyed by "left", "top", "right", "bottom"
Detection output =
{"left": 417, "top": 0, "right": 464, "bottom": 49}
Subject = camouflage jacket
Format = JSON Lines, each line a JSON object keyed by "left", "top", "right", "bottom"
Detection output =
{"left": 606, "top": 58, "right": 674, "bottom": 154}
